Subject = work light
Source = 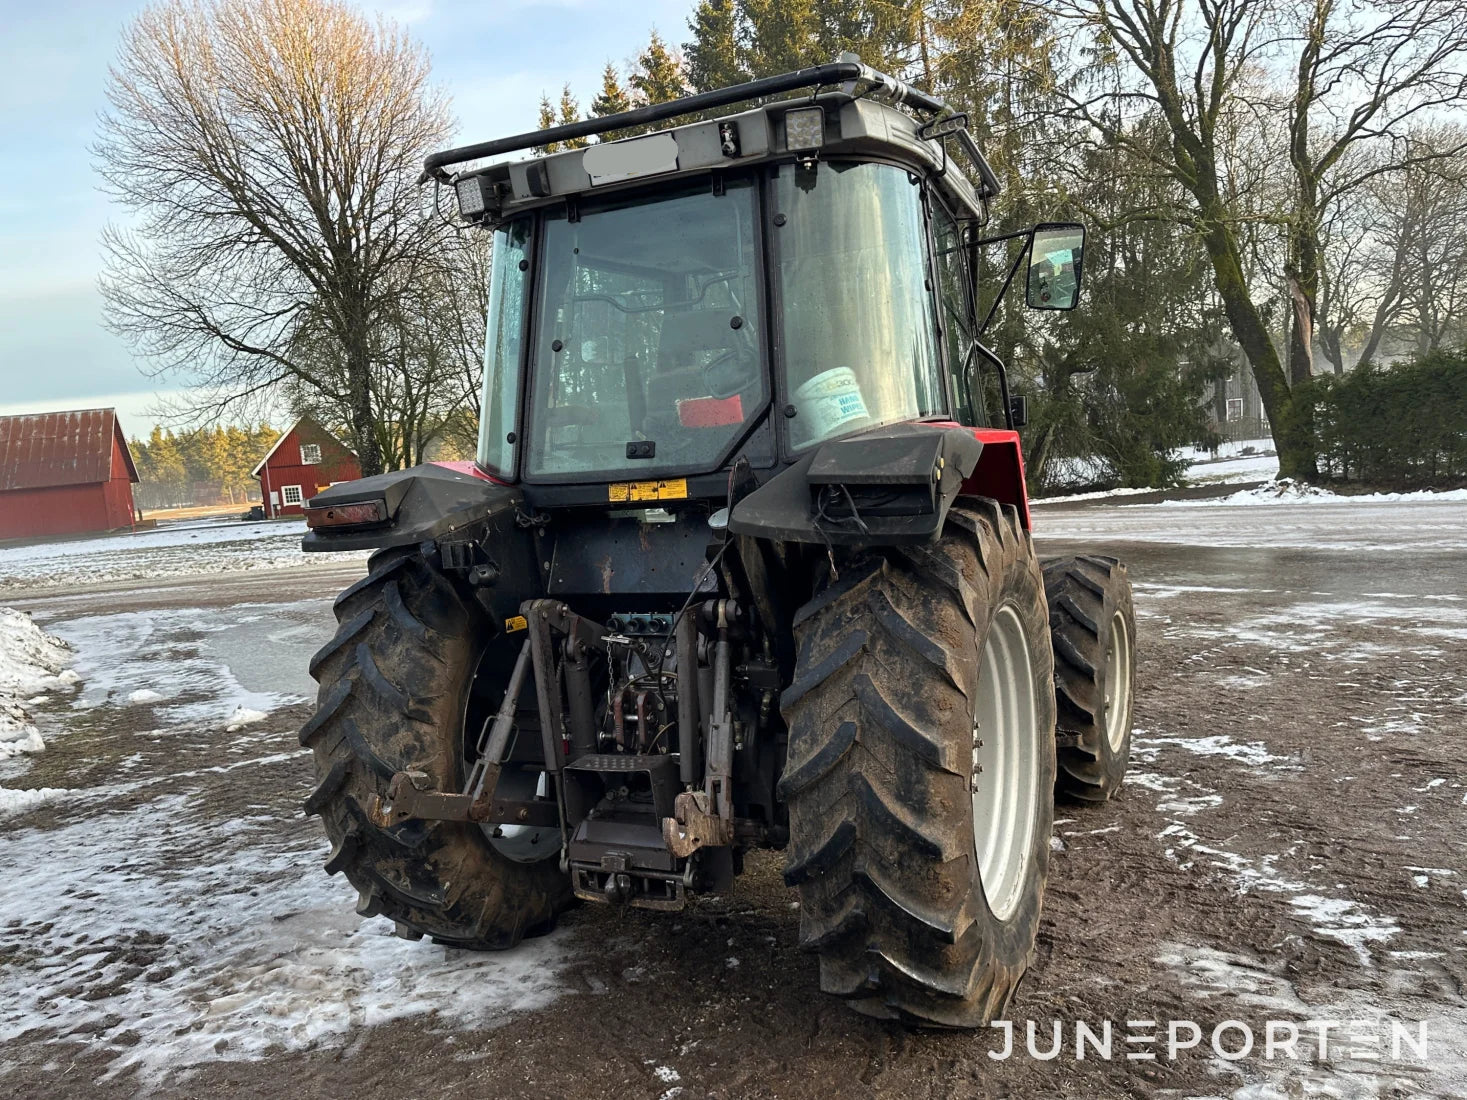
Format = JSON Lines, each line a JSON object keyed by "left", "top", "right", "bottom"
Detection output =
{"left": 455, "top": 175, "right": 490, "bottom": 219}
{"left": 784, "top": 107, "right": 825, "bottom": 152}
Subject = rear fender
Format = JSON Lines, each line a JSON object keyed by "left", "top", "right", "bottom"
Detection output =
{"left": 301, "top": 462, "right": 519, "bottom": 553}
{"left": 727, "top": 423, "right": 984, "bottom": 546}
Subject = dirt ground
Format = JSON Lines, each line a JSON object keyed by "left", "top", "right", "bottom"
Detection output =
{"left": 2, "top": 499, "right": 1464, "bottom": 1099}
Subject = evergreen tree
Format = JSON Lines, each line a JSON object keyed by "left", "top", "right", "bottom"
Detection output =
{"left": 534, "top": 94, "right": 559, "bottom": 154}
{"left": 557, "top": 84, "right": 588, "bottom": 149}
{"left": 683, "top": 0, "right": 747, "bottom": 93}
{"left": 590, "top": 62, "right": 633, "bottom": 118}
{"left": 631, "top": 30, "right": 687, "bottom": 105}
{"left": 590, "top": 62, "right": 636, "bottom": 141}
{"left": 738, "top": 0, "right": 818, "bottom": 76}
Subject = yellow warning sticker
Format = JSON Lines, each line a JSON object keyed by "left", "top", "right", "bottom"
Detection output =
{"left": 505, "top": 615, "right": 528, "bottom": 633}
{"left": 608, "top": 478, "right": 688, "bottom": 503}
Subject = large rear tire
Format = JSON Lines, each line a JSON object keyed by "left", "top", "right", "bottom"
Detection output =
{"left": 301, "top": 546, "right": 571, "bottom": 946}
{"left": 1042, "top": 555, "right": 1136, "bottom": 802}
{"left": 779, "top": 502, "right": 1056, "bottom": 1027}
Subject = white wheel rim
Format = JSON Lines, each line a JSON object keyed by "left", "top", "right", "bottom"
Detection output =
{"left": 484, "top": 768, "right": 557, "bottom": 863}
{"left": 972, "top": 603, "right": 1041, "bottom": 923}
{"left": 1104, "top": 611, "right": 1132, "bottom": 753}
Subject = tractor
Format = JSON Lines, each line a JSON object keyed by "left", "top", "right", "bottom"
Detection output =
{"left": 298, "top": 55, "right": 1136, "bottom": 1027}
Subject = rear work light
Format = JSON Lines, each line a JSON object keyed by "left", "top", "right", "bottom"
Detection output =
{"left": 455, "top": 174, "right": 490, "bottom": 219}
{"left": 305, "top": 499, "right": 388, "bottom": 529}
{"left": 784, "top": 107, "right": 826, "bottom": 152}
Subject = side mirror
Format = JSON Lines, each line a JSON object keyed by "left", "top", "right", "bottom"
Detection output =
{"left": 1026, "top": 223, "right": 1085, "bottom": 311}
{"left": 1009, "top": 394, "right": 1029, "bottom": 429}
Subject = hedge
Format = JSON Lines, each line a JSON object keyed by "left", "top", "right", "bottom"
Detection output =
{"left": 1299, "top": 349, "right": 1467, "bottom": 489}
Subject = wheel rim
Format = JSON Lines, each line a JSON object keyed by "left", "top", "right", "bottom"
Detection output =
{"left": 462, "top": 651, "right": 558, "bottom": 864}
{"left": 483, "top": 766, "right": 558, "bottom": 863}
{"left": 1104, "top": 610, "right": 1132, "bottom": 753}
{"left": 972, "top": 603, "right": 1041, "bottom": 923}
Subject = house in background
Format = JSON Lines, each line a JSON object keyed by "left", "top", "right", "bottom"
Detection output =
{"left": 0, "top": 409, "right": 140, "bottom": 540}
{"left": 251, "top": 417, "right": 361, "bottom": 518}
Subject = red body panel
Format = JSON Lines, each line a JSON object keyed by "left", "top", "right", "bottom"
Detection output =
{"left": 931, "top": 424, "right": 1031, "bottom": 530}
{"left": 428, "top": 459, "right": 506, "bottom": 484}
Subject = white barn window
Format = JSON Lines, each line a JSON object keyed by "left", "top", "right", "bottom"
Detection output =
{"left": 300, "top": 443, "right": 322, "bottom": 465}
{"left": 281, "top": 484, "right": 304, "bottom": 506}
{"left": 1225, "top": 398, "right": 1243, "bottom": 422}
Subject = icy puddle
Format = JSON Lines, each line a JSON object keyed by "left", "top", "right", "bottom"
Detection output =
{"left": 47, "top": 604, "right": 319, "bottom": 723}
{"left": 0, "top": 787, "right": 579, "bottom": 1082}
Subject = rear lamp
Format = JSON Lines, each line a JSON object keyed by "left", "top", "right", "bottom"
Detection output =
{"left": 305, "top": 499, "right": 387, "bottom": 529}
{"left": 454, "top": 174, "right": 489, "bottom": 218}
{"left": 784, "top": 107, "right": 825, "bottom": 152}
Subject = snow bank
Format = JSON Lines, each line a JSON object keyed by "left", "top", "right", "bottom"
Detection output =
{"left": 0, "top": 608, "right": 77, "bottom": 758}
{"left": 0, "top": 785, "right": 68, "bottom": 816}
{"left": 1177, "top": 478, "right": 1467, "bottom": 506}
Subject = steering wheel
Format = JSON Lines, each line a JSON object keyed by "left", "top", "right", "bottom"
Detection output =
{"left": 701, "top": 344, "right": 759, "bottom": 400}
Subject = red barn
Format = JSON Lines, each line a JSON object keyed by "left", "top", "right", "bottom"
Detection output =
{"left": 252, "top": 417, "right": 362, "bottom": 518}
{"left": 0, "top": 409, "right": 140, "bottom": 540}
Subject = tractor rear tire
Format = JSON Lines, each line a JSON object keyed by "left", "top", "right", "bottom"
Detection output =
{"left": 779, "top": 502, "right": 1056, "bottom": 1027}
{"left": 301, "top": 546, "right": 571, "bottom": 947}
{"left": 1042, "top": 555, "right": 1136, "bottom": 803}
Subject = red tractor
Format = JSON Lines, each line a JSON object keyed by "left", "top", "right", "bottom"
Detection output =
{"left": 299, "top": 56, "right": 1136, "bottom": 1026}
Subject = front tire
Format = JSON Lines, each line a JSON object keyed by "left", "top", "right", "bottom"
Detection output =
{"left": 300, "top": 546, "right": 572, "bottom": 947}
{"left": 779, "top": 502, "right": 1057, "bottom": 1027}
{"left": 1042, "top": 555, "right": 1136, "bottom": 803}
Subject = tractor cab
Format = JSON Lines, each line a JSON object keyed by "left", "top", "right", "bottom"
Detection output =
{"left": 439, "top": 57, "right": 1085, "bottom": 500}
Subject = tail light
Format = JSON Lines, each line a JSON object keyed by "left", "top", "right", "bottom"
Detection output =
{"left": 305, "top": 499, "right": 387, "bottom": 529}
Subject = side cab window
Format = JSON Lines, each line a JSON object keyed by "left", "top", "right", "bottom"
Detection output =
{"left": 931, "top": 201, "right": 981, "bottom": 426}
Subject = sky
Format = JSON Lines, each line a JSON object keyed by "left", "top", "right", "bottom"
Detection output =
{"left": 0, "top": 0, "right": 695, "bottom": 440}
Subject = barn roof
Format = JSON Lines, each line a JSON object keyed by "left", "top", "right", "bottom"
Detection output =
{"left": 0, "top": 408, "right": 140, "bottom": 492}
{"left": 249, "top": 416, "right": 356, "bottom": 477}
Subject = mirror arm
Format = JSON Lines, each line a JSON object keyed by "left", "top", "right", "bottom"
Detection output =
{"left": 978, "top": 242, "right": 1030, "bottom": 338}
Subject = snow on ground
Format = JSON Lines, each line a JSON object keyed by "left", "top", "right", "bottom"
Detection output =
{"left": 1031, "top": 486, "right": 1161, "bottom": 505}
{"left": 1177, "top": 437, "right": 1275, "bottom": 463}
{"left": 0, "top": 591, "right": 583, "bottom": 1084}
{"left": 1186, "top": 451, "right": 1280, "bottom": 485}
{"left": 0, "top": 785, "right": 580, "bottom": 1083}
{"left": 0, "top": 608, "right": 77, "bottom": 759}
{"left": 1037, "top": 494, "right": 1467, "bottom": 551}
{"left": 1127, "top": 728, "right": 1402, "bottom": 967}
{"left": 1157, "top": 943, "right": 1467, "bottom": 1099}
{"left": 1039, "top": 440, "right": 1277, "bottom": 500}
{"left": 0, "top": 518, "right": 369, "bottom": 593}
{"left": 1181, "top": 439, "right": 1281, "bottom": 486}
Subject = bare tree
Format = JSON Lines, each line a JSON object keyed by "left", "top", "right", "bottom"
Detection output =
{"left": 1054, "top": 0, "right": 1467, "bottom": 480}
{"left": 1283, "top": 0, "right": 1467, "bottom": 383}
{"left": 96, "top": 0, "right": 453, "bottom": 476}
